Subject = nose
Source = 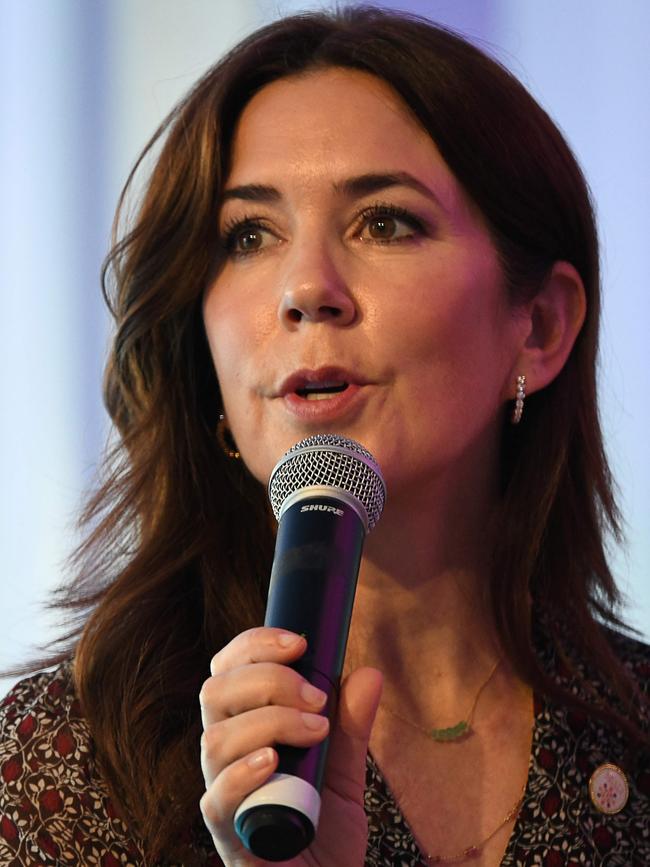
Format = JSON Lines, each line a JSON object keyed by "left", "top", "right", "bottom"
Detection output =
{"left": 277, "top": 244, "right": 357, "bottom": 328}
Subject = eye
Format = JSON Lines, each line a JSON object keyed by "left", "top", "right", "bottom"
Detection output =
{"left": 221, "top": 218, "right": 278, "bottom": 258}
{"left": 356, "top": 205, "right": 425, "bottom": 244}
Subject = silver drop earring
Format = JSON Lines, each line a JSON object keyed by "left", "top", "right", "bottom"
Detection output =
{"left": 511, "top": 375, "right": 526, "bottom": 424}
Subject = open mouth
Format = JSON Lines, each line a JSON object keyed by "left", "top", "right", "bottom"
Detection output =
{"left": 295, "top": 382, "right": 349, "bottom": 401}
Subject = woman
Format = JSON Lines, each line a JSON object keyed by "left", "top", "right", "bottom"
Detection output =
{"left": 1, "top": 7, "right": 648, "bottom": 866}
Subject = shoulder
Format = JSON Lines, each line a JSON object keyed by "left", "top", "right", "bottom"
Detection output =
{"left": 0, "top": 662, "right": 84, "bottom": 797}
{"left": 0, "top": 663, "right": 146, "bottom": 865}
{"left": 605, "top": 627, "right": 650, "bottom": 695}
{"left": 589, "top": 625, "right": 650, "bottom": 732}
{"left": 1, "top": 662, "right": 78, "bottom": 736}
{"left": 535, "top": 612, "right": 650, "bottom": 719}
{"left": 515, "top": 626, "right": 650, "bottom": 863}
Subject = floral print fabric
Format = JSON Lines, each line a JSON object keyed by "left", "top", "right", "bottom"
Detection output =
{"left": 1, "top": 629, "right": 648, "bottom": 866}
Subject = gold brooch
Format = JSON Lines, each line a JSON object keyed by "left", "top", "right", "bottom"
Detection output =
{"left": 589, "top": 763, "right": 629, "bottom": 815}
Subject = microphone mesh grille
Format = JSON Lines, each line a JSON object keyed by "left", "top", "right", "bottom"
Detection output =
{"left": 268, "top": 434, "right": 386, "bottom": 531}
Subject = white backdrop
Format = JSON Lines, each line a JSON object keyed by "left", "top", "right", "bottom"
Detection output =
{"left": 2, "top": 0, "right": 648, "bottom": 694}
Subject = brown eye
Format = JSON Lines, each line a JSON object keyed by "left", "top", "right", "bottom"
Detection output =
{"left": 367, "top": 216, "right": 397, "bottom": 240}
{"left": 223, "top": 221, "right": 279, "bottom": 257}
{"left": 236, "top": 229, "right": 263, "bottom": 252}
{"left": 357, "top": 207, "right": 424, "bottom": 244}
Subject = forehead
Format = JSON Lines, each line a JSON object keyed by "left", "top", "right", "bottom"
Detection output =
{"left": 226, "top": 67, "right": 458, "bottom": 208}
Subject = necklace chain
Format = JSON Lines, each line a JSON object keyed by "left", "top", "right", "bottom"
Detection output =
{"left": 380, "top": 658, "right": 527, "bottom": 862}
{"left": 426, "top": 783, "right": 526, "bottom": 863}
{"left": 381, "top": 658, "right": 501, "bottom": 742}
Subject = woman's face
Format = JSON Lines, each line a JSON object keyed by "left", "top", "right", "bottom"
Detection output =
{"left": 203, "top": 68, "right": 525, "bottom": 503}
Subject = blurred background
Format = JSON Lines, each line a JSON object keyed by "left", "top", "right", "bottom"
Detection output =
{"left": 1, "top": 0, "right": 649, "bottom": 693}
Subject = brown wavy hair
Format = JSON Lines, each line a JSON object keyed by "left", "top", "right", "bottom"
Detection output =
{"left": 25, "top": 6, "right": 646, "bottom": 860}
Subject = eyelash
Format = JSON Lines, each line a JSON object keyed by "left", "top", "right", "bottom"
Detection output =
{"left": 219, "top": 214, "right": 265, "bottom": 257}
{"left": 220, "top": 202, "right": 427, "bottom": 258}
{"left": 353, "top": 203, "right": 426, "bottom": 242}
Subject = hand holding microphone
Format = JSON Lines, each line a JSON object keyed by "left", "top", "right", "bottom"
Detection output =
{"left": 199, "top": 435, "right": 385, "bottom": 865}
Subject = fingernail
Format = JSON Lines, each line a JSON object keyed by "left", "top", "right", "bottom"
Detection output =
{"left": 277, "top": 632, "right": 303, "bottom": 648}
{"left": 302, "top": 712, "right": 328, "bottom": 731}
{"left": 247, "top": 747, "right": 274, "bottom": 769}
{"left": 301, "top": 682, "right": 327, "bottom": 708}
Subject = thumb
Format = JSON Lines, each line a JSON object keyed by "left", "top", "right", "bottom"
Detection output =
{"left": 325, "top": 667, "right": 383, "bottom": 803}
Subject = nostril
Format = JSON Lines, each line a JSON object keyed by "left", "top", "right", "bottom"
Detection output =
{"left": 280, "top": 294, "right": 353, "bottom": 326}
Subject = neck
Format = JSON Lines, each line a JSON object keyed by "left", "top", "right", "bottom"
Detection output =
{"left": 344, "top": 470, "right": 508, "bottom": 719}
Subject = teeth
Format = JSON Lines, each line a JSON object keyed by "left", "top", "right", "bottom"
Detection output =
{"left": 305, "top": 392, "right": 336, "bottom": 401}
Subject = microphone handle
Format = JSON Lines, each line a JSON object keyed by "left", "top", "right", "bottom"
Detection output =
{"left": 234, "top": 494, "right": 365, "bottom": 861}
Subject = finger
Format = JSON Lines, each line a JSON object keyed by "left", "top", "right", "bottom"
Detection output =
{"left": 324, "top": 667, "right": 383, "bottom": 803}
{"left": 200, "top": 662, "right": 328, "bottom": 728}
{"left": 210, "top": 627, "right": 306, "bottom": 677}
{"left": 201, "top": 705, "right": 329, "bottom": 782}
{"left": 200, "top": 746, "right": 278, "bottom": 865}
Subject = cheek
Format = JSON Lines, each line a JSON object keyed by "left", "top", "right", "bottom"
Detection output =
{"left": 381, "top": 272, "right": 511, "bottom": 404}
{"left": 377, "top": 288, "right": 471, "bottom": 372}
{"left": 203, "top": 282, "right": 265, "bottom": 388}
{"left": 202, "top": 287, "right": 244, "bottom": 412}
{"left": 202, "top": 286, "right": 282, "bottom": 481}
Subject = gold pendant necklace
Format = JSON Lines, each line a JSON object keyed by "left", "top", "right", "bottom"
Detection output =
{"left": 380, "top": 658, "right": 529, "bottom": 862}
{"left": 382, "top": 658, "right": 501, "bottom": 742}
{"left": 426, "top": 783, "right": 526, "bottom": 863}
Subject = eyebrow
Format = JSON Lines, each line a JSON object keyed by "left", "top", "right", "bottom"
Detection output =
{"left": 334, "top": 171, "right": 439, "bottom": 204}
{"left": 221, "top": 171, "right": 444, "bottom": 209}
{"left": 221, "top": 183, "right": 280, "bottom": 204}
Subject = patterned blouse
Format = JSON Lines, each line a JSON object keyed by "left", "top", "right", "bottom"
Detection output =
{"left": 1, "top": 629, "right": 648, "bottom": 866}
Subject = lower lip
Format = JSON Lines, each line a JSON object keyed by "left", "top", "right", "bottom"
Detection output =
{"left": 281, "top": 384, "right": 368, "bottom": 422}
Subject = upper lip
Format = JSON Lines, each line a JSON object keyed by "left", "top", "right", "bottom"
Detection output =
{"left": 277, "top": 366, "right": 366, "bottom": 397}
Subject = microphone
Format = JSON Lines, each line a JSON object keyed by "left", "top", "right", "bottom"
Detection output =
{"left": 234, "top": 434, "right": 386, "bottom": 861}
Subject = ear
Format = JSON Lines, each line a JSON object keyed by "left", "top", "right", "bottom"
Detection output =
{"left": 510, "top": 261, "right": 587, "bottom": 397}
